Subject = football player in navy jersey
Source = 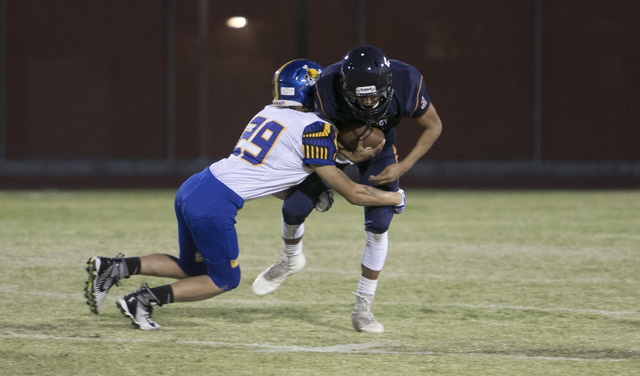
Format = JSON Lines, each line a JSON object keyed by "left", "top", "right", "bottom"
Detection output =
{"left": 253, "top": 46, "right": 442, "bottom": 333}
{"left": 84, "top": 59, "right": 405, "bottom": 330}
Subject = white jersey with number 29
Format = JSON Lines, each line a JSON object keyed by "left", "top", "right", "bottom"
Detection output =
{"left": 209, "top": 105, "right": 338, "bottom": 201}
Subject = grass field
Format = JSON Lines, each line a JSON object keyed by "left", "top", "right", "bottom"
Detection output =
{"left": 1, "top": 189, "right": 639, "bottom": 375}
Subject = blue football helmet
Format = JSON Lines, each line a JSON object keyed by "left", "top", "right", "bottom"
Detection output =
{"left": 272, "top": 59, "right": 323, "bottom": 110}
{"left": 340, "top": 45, "right": 394, "bottom": 122}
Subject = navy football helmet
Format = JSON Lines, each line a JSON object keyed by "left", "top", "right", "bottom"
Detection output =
{"left": 272, "top": 59, "right": 322, "bottom": 110}
{"left": 340, "top": 45, "right": 394, "bottom": 122}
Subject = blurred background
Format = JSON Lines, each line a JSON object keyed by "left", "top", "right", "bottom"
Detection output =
{"left": 1, "top": 0, "right": 639, "bottom": 189}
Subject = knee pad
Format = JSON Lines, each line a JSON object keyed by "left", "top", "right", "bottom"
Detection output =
{"left": 282, "top": 218, "right": 305, "bottom": 240}
{"left": 361, "top": 231, "right": 389, "bottom": 271}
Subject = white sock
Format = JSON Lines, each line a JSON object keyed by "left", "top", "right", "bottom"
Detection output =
{"left": 357, "top": 275, "right": 378, "bottom": 297}
{"left": 283, "top": 240, "right": 303, "bottom": 257}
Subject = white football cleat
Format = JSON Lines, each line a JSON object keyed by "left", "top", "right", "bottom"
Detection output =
{"left": 252, "top": 253, "right": 306, "bottom": 296}
{"left": 85, "top": 252, "right": 127, "bottom": 314}
{"left": 117, "top": 283, "right": 161, "bottom": 331}
{"left": 351, "top": 292, "right": 384, "bottom": 333}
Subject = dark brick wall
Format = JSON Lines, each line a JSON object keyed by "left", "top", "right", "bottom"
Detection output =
{"left": 3, "top": 0, "right": 639, "bottom": 171}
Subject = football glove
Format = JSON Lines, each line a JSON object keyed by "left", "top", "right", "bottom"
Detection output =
{"left": 393, "top": 189, "right": 406, "bottom": 214}
{"left": 314, "top": 188, "right": 334, "bottom": 213}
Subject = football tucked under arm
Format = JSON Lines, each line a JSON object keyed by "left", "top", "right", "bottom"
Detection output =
{"left": 336, "top": 120, "right": 385, "bottom": 163}
{"left": 337, "top": 120, "right": 385, "bottom": 151}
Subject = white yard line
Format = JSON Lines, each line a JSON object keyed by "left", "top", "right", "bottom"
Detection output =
{"left": 417, "top": 302, "right": 639, "bottom": 316}
{"left": 2, "top": 332, "right": 625, "bottom": 362}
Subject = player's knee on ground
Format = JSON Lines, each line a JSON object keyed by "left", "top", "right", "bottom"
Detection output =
{"left": 208, "top": 260, "right": 241, "bottom": 291}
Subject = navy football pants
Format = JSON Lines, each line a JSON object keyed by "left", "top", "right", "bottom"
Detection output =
{"left": 282, "top": 129, "right": 399, "bottom": 234}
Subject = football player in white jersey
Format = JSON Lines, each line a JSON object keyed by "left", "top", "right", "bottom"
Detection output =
{"left": 84, "top": 59, "right": 406, "bottom": 330}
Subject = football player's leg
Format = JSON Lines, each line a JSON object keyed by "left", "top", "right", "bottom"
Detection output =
{"left": 185, "top": 212, "right": 242, "bottom": 296}
{"left": 281, "top": 181, "right": 314, "bottom": 255}
{"left": 352, "top": 141, "right": 399, "bottom": 333}
{"left": 252, "top": 174, "right": 329, "bottom": 295}
{"left": 85, "top": 189, "right": 192, "bottom": 315}
{"left": 126, "top": 197, "right": 195, "bottom": 279}
{"left": 117, "top": 171, "right": 243, "bottom": 330}
{"left": 282, "top": 172, "right": 330, "bottom": 224}
{"left": 358, "top": 139, "right": 399, "bottom": 285}
{"left": 280, "top": 176, "right": 325, "bottom": 257}
{"left": 175, "top": 177, "right": 242, "bottom": 295}
{"left": 351, "top": 206, "right": 394, "bottom": 333}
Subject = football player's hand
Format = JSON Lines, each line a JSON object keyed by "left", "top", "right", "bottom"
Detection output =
{"left": 314, "top": 188, "right": 334, "bottom": 212}
{"left": 393, "top": 189, "right": 406, "bottom": 214}
{"left": 339, "top": 137, "right": 385, "bottom": 164}
{"left": 368, "top": 163, "right": 407, "bottom": 186}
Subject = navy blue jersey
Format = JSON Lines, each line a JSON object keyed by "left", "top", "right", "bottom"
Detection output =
{"left": 314, "top": 60, "right": 431, "bottom": 132}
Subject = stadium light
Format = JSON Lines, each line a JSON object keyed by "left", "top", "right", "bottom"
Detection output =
{"left": 226, "top": 17, "right": 247, "bottom": 29}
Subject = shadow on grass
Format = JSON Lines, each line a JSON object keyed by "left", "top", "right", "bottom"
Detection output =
{"left": 165, "top": 304, "right": 353, "bottom": 332}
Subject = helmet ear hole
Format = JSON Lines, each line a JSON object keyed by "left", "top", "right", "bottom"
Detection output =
{"left": 272, "top": 59, "right": 323, "bottom": 109}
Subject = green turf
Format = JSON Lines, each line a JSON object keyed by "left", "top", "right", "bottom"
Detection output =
{"left": 0, "top": 189, "right": 639, "bottom": 375}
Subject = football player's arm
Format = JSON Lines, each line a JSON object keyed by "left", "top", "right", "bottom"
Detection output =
{"left": 338, "top": 137, "right": 385, "bottom": 164}
{"left": 368, "top": 104, "right": 442, "bottom": 185}
{"left": 311, "top": 164, "right": 402, "bottom": 207}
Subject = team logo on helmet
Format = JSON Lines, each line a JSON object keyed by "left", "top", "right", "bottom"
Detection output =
{"left": 355, "top": 85, "right": 378, "bottom": 96}
{"left": 272, "top": 60, "right": 323, "bottom": 109}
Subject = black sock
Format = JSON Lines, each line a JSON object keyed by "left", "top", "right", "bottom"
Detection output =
{"left": 150, "top": 285, "right": 174, "bottom": 306}
{"left": 123, "top": 257, "right": 141, "bottom": 276}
